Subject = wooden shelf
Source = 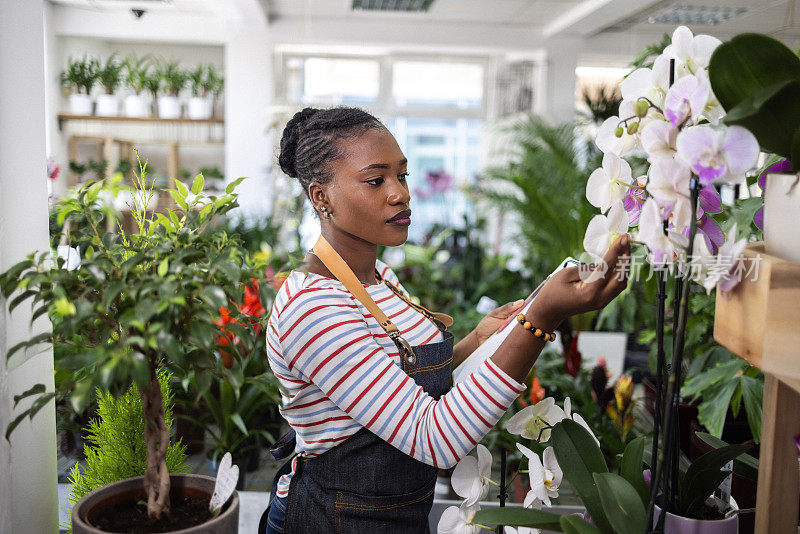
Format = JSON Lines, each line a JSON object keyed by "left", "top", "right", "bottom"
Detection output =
{"left": 713, "top": 241, "right": 800, "bottom": 534}
{"left": 58, "top": 113, "right": 223, "bottom": 130}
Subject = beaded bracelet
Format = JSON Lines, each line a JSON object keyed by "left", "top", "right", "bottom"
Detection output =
{"left": 516, "top": 314, "right": 556, "bottom": 342}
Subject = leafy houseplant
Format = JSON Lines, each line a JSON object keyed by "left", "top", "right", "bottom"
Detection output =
{"left": 187, "top": 64, "right": 215, "bottom": 119}
{"left": 1, "top": 153, "right": 263, "bottom": 528}
{"left": 96, "top": 54, "right": 124, "bottom": 116}
{"left": 156, "top": 59, "right": 188, "bottom": 119}
{"left": 123, "top": 54, "right": 152, "bottom": 117}
{"left": 61, "top": 55, "right": 100, "bottom": 115}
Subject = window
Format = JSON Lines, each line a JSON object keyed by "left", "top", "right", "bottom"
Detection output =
{"left": 285, "top": 57, "right": 380, "bottom": 105}
{"left": 393, "top": 61, "right": 483, "bottom": 109}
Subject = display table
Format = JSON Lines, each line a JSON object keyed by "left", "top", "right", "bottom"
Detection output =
{"left": 714, "top": 242, "right": 800, "bottom": 533}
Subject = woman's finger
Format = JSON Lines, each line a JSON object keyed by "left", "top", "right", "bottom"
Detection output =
{"left": 601, "top": 234, "right": 631, "bottom": 283}
{"left": 489, "top": 299, "right": 525, "bottom": 318}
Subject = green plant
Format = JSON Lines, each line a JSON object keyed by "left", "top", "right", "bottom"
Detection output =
{"left": 143, "top": 67, "right": 162, "bottom": 102}
{"left": 65, "top": 368, "right": 189, "bottom": 510}
{"left": 60, "top": 54, "right": 100, "bottom": 95}
{"left": 580, "top": 85, "right": 621, "bottom": 124}
{"left": 1, "top": 152, "right": 271, "bottom": 519}
{"left": 159, "top": 59, "right": 189, "bottom": 97}
{"left": 709, "top": 33, "right": 800, "bottom": 170}
{"left": 188, "top": 64, "right": 215, "bottom": 98}
{"left": 123, "top": 53, "right": 152, "bottom": 96}
{"left": 472, "top": 420, "right": 753, "bottom": 531}
{"left": 98, "top": 54, "right": 124, "bottom": 95}
{"left": 207, "top": 64, "right": 224, "bottom": 97}
{"left": 69, "top": 158, "right": 108, "bottom": 182}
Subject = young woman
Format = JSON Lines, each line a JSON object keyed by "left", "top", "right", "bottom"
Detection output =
{"left": 259, "top": 107, "right": 630, "bottom": 534}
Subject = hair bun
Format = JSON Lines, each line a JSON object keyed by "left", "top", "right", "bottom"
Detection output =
{"left": 279, "top": 107, "right": 319, "bottom": 178}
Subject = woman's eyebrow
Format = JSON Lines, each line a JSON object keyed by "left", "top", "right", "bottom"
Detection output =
{"left": 358, "top": 158, "right": 408, "bottom": 173}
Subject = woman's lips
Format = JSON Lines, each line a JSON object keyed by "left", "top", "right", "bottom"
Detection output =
{"left": 387, "top": 217, "right": 411, "bottom": 226}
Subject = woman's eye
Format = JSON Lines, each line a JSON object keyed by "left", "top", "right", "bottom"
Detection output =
{"left": 365, "top": 177, "right": 384, "bottom": 186}
{"left": 399, "top": 172, "right": 410, "bottom": 181}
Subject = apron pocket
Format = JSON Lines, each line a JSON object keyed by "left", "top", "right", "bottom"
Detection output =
{"left": 333, "top": 477, "right": 436, "bottom": 534}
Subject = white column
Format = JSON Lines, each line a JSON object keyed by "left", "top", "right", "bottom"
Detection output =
{"left": 224, "top": 7, "right": 274, "bottom": 221}
{"left": 543, "top": 38, "right": 581, "bottom": 123}
{"left": 0, "top": 1, "right": 59, "bottom": 533}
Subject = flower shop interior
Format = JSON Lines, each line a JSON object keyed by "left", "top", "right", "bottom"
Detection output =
{"left": 3, "top": 0, "right": 800, "bottom": 533}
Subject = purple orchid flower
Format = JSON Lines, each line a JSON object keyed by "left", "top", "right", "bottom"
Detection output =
{"left": 676, "top": 125, "right": 759, "bottom": 186}
{"left": 795, "top": 433, "right": 800, "bottom": 457}
{"left": 623, "top": 178, "right": 647, "bottom": 224}
{"left": 426, "top": 170, "right": 454, "bottom": 193}
{"left": 682, "top": 209, "right": 724, "bottom": 254}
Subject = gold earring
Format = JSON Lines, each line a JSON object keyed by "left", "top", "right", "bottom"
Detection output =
{"left": 320, "top": 206, "right": 330, "bottom": 219}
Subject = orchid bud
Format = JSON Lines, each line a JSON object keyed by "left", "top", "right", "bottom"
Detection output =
{"left": 634, "top": 100, "right": 649, "bottom": 118}
{"left": 627, "top": 122, "right": 639, "bottom": 135}
{"left": 614, "top": 126, "right": 624, "bottom": 138}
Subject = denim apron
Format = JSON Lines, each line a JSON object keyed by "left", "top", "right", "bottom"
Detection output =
{"left": 259, "top": 321, "right": 454, "bottom": 534}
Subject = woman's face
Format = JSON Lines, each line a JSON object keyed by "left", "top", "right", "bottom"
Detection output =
{"left": 313, "top": 127, "right": 412, "bottom": 247}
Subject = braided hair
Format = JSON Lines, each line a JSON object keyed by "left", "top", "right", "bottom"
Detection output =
{"left": 278, "top": 106, "right": 385, "bottom": 197}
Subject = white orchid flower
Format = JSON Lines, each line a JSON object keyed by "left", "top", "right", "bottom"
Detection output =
{"left": 451, "top": 444, "right": 494, "bottom": 507}
{"left": 438, "top": 502, "right": 481, "bottom": 534}
{"left": 645, "top": 158, "right": 691, "bottom": 212}
{"left": 640, "top": 120, "right": 678, "bottom": 162}
{"left": 583, "top": 200, "right": 630, "bottom": 261}
{"left": 586, "top": 153, "right": 633, "bottom": 213}
{"left": 621, "top": 54, "right": 671, "bottom": 109}
{"left": 56, "top": 245, "right": 81, "bottom": 271}
{"left": 636, "top": 198, "right": 688, "bottom": 267}
{"left": 506, "top": 397, "right": 565, "bottom": 443}
{"left": 517, "top": 443, "right": 562, "bottom": 508}
{"left": 663, "top": 26, "right": 722, "bottom": 79}
{"left": 676, "top": 125, "right": 760, "bottom": 186}
{"left": 664, "top": 74, "right": 710, "bottom": 128}
{"left": 688, "top": 222, "right": 748, "bottom": 294}
{"left": 505, "top": 526, "right": 541, "bottom": 534}
{"left": 595, "top": 100, "right": 637, "bottom": 156}
{"left": 562, "top": 397, "right": 601, "bottom": 447}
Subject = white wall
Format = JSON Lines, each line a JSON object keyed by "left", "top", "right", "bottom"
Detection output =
{"left": 0, "top": 1, "right": 59, "bottom": 532}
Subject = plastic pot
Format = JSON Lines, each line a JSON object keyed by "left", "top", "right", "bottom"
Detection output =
{"left": 95, "top": 94, "right": 119, "bottom": 116}
{"left": 654, "top": 498, "right": 738, "bottom": 534}
{"left": 158, "top": 96, "right": 182, "bottom": 119}
{"left": 72, "top": 473, "right": 238, "bottom": 533}
{"left": 187, "top": 97, "right": 213, "bottom": 119}
{"left": 69, "top": 93, "right": 93, "bottom": 115}
{"left": 124, "top": 94, "right": 149, "bottom": 117}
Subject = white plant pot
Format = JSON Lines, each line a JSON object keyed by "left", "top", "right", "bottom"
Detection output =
{"left": 95, "top": 94, "right": 119, "bottom": 116}
{"left": 577, "top": 331, "right": 628, "bottom": 378}
{"left": 764, "top": 172, "right": 800, "bottom": 263}
{"left": 157, "top": 95, "right": 182, "bottom": 119}
{"left": 69, "top": 93, "right": 93, "bottom": 115}
{"left": 187, "top": 96, "right": 213, "bottom": 119}
{"left": 124, "top": 94, "right": 149, "bottom": 117}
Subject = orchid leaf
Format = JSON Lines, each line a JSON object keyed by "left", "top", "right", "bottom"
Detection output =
{"left": 594, "top": 472, "right": 646, "bottom": 534}
{"left": 551, "top": 420, "right": 612, "bottom": 533}
{"left": 620, "top": 436, "right": 649, "bottom": 507}
{"left": 560, "top": 515, "right": 602, "bottom": 534}
{"left": 678, "top": 442, "right": 753, "bottom": 517}
{"left": 696, "top": 432, "right": 759, "bottom": 482}
{"left": 471, "top": 507, "right": 563, "bottom": 531}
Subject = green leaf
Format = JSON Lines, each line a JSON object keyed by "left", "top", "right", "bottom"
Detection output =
{"left": 174, "top": 179, "right": 189, "bottom": 199}
{"left": 168, "top": 189, "right": 188, "bottom": 211}
{"left": 695, "top": 432, "right": 759, "bottom": 482}
{"left": 70, "top": 379, "right": 95, "bottom": 413}
{"left": 679, "top": 442, "right": 753, "bottom": 517}
{"left": 201, "top": 286, "right": 226, "bottom": 309}
{"left": 471, "top": 507, "right": 563, "bottom": 531}
{"left": 620, "top": 436, "right": 649, "bottom": 507}
{"left": 696, "top": 378, "right": 738, "bottom": 438}
{"left": 230, "top": 413, "right": 247, "bottom": 435}
{"left": 740, "top": 375, "right": 763, "bottom": 444}
{"left": 225, "top": 176, "right": 246, "bottom": 194}
{"left": 551, "top": 420, "right": 612, "bottom": 533}
{"left": 593, "top": 473, "right": 646, "bottom": 534}
{"left": 191, "top": 174, "right": 204, "bottom": 195}
{"left": 158, "top": 258, "right": 169, "bottom": 277}
{"left": 709, "top": 33, "right": 800, "bottom": 112}
{"left": 681, "top": 359, "right": 744, "bottom": 399}
{"left": 560, "top": 515, "right": 602, "bottom": 534}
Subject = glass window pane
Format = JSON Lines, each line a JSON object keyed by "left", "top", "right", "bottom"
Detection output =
{"left": 297, "top": 57, "right": 379, "bottom": 105}
{"left": 393, "top": 61, "right": 483, "bottom": 108}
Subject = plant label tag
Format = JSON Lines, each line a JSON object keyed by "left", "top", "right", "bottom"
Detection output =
{"left": 209, "top": 452, "right": 239, "bottom": 514}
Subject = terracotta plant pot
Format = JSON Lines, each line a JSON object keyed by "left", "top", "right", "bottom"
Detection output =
{"left": 71, "top": 473, "right": 239, "bottom": 533}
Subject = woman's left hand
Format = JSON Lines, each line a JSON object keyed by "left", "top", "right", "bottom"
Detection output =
{"left": 474, "top": 299, "right": 526, "bottom": 347}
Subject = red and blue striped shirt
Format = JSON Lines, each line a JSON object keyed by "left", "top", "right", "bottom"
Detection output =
{"left": 266, "top": 259, "right": 525, "bottom": 497}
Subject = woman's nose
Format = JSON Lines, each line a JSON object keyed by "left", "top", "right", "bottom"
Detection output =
{"left": 387, "top": 177, "right": 411, "bottom": 205}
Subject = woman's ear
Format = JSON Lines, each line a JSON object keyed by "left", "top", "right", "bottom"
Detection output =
{"left": 308, "top": 182, "right": 329, "bottom": 213}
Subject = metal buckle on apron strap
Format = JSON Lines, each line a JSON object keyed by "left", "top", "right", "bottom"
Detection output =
{"left": 388, "top": 330, "right": 417, "bottom": 365}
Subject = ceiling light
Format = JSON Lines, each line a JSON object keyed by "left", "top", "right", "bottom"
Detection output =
{"left": 351, "top": 0, "right": 436, "bottom": 13}
{"left": 647, "top": 4, "right": 751, "bottom": 25}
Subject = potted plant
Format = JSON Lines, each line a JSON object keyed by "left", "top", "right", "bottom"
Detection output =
{"left": 1, "top": 154, "right": 261, "bottom": 532}
{"left": 123, "top": 54, "right": 152, "bottom": 117}
{"left": 709, "top": 33, "right": 800, "bottom": 263}
{"left": 158, "top": 59, "right": 188, "bottom": 119}
{"left": 60, "top": 54, "right": 99, "bottom": 115}
{"left": 207, "top": 64, "right": 224, "bottom": 118}
{"left": 96, "top": 54, "right": 124, "bottom": 117}
{"left": 187, "top": 64, "right": 214, "bottom": 120}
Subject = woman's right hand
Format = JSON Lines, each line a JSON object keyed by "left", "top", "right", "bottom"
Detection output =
{"left": 532, "top": 234, "right": 631, "bottom": 328}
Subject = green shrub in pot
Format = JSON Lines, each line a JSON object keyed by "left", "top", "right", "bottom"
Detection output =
{"left": 1, "top": 152, "right": 269, "bottom": 522}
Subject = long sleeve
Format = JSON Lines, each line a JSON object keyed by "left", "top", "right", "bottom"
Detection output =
{"left": 271, "top": 284, "right": 525, "bottom": 469}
